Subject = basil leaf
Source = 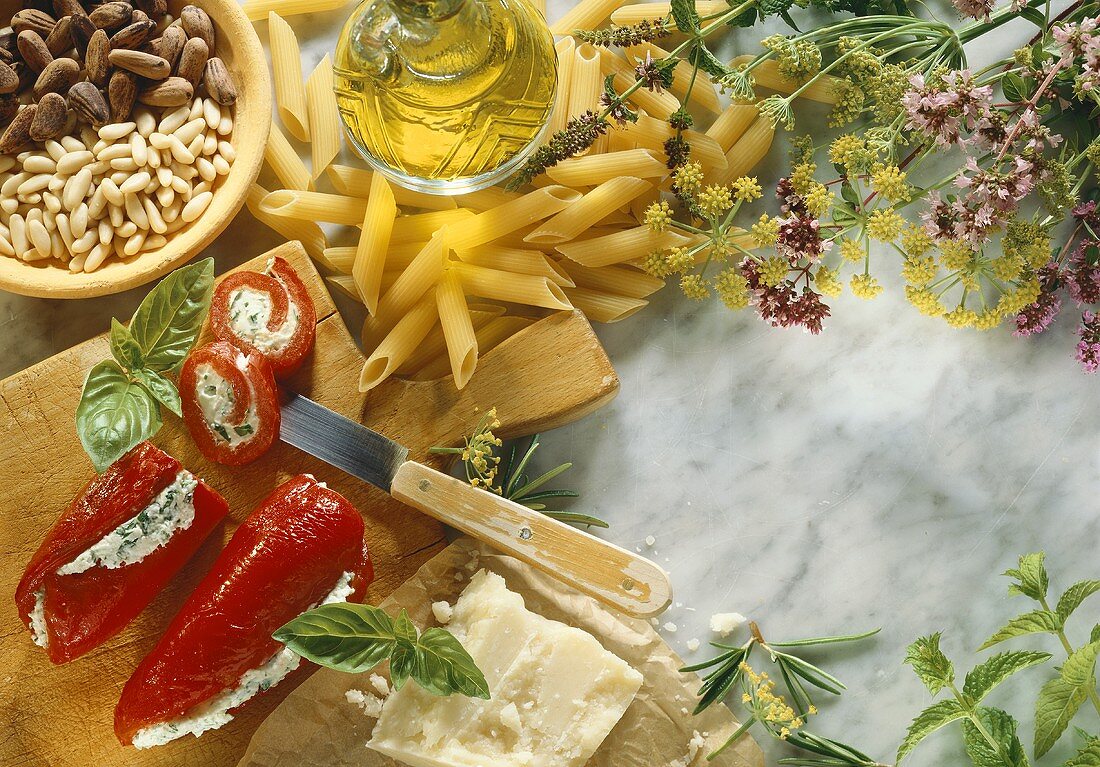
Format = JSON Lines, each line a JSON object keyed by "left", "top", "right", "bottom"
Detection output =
{"left": 76, "top": 361, "right": 162, "bottom": 472}
{"left": 388, "top": 609, "right": 419, "bottom": 691}
{"left": 109, "top": 318, "right": 144, "bottom": 371}
{"left": 413, "top": 628, "right": 491, "bottom": 699}
{"left": 272, "top": 603, "right": 397, "bottom": 673}
{"left": 129, "top": 257, "right": 215, "bottom": 373}
{"left": 133, "top": 368, "right": 182, "bottom": 417}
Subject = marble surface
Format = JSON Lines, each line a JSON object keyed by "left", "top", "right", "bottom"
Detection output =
{"left": 2, "top": 2, "right": 1098, "bottom": 766}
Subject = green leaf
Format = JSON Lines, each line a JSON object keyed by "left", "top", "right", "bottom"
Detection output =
{"left": 1018, "top": 6, "right": 1046, "bottom": 27}
{"left": 1092, "top": 624, "right": 1100, "bottom": 644}
{"left": 128, "top": 257, "right": 214, "bottom": 372}
{"left": 272, "top": 602, "right": 397, "bottom": 673}
{"left": 132, "top": 368, "right": 181, "bottom": 417}
{"left": 1066, "top": 737, "right": 1100, "bottom": 767}
{"left": 388, "top": 609, "right": 420, "bottom": 691}
{"left": 412, "top": 628, "right": 490, "bottom": 699}
{"left": 1058, "top": 581, "right": 1100, "bottom": 622}
{"left": 978, "top": 611, "right": 1063, "bottom": 650}
{"left": 1005, "top": 552, "right": 1049, "bottom": 601}
{"left": 963, "top": 651, "right": 1051, "bottom": 703}
{"left": 897, "top": 699, "right": 967, "bottom": 762}
{"left": 76, "top": 361, "right": 162, "bottom": 472}
{"left": 905, "top": 634, "right": 955, "bottom": 694}
{"left": 963, "top": 706, "right": 1028, "bottom": 767}
{"left": 1061, "top": 641, "right": 1100, "bottom": 688}
{"left": 1035, "top": 678, "right": 1089, "bottom": 757}
{"left": 688, "top": 43, "right": 728, "bottom": 81}
{"left": 758, "top": 0, "right": 795, "bottom": 17}
{"left": 109, "top": 318, "right": 144, "bottom": 371}
{"left": 1002, "top": 72, "right": 1027, "bottom": 104}
{"left": 669, "top": 0, "right": 699, "bottom": 33}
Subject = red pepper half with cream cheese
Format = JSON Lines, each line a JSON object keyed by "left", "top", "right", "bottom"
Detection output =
{"left": 115, "top": 474, "right": 372, "bottom": 749}
{"left": 209, "top": 257, "right": 317, "bottom": 379}
{"left": 15, "top": 442, "right": 229, "bottom": 665}
{"left": 180, "top": 340, "right": 281, "bottom": 466}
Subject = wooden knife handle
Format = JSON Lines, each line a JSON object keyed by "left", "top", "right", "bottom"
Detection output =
{"left": 390, "top": 460, "right": 672, "bottom": 617}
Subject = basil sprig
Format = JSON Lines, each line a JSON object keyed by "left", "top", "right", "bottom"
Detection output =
{"left": 76, "top": 258, "right": 214, "bottom": 472}
{"left": 273, "top": 603, "right": 490, "bottom": 700}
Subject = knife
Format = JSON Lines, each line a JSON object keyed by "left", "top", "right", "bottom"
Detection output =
{"left": 279, "top": 390, "right": 672, "bottom": 617}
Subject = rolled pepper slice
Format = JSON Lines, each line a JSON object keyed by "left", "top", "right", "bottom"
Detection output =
{"left": 15, "top": 442, "right": 229, "bottom": 664}
{"left": 209, "top": 256, "right": 317, "bottom": 378}
{"left": 115, "top": 474, "right": 373, "bottom": 748}
{"left": 180, "top": 340, "right": 281, "bottom": 466}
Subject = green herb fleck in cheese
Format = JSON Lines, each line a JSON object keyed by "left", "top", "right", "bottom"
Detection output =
{"left": 195, "top": 358, "right": 260, "bottom": 447}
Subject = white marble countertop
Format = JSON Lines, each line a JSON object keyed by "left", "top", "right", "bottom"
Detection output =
{"left": 2, "top": 2, "right": 1097, "bottom": 765}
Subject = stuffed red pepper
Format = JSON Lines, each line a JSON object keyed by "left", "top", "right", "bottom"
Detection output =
{"left": 15, "top": 442, "right": 228, "bottom": 665}
{"left": 115, "top": 474, "right": 372, "bottom": 749}
{"left": 210, "top": 256, "right": 316, "bottom": 378}
{"left": 180, "top": 340, "right": 281, "bottom": 466}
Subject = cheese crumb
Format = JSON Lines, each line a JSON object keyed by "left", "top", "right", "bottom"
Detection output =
{"left": 431, "top": 600, "right": 454, "bottom": 625}
{"left": 499, "top": 702, "right": 522, "bottom": 734}
{"left": 345, "top": 689, "right": 383, "bottom": 718}
{"left": 644, "top": 535, "right": 656, "bottom": 547}
{"left": 663, "top": 622, "right": 677, "bottom": 633}
{"left": 369, "top": 674, "right": 390, "bottom": 698}
{"left": 688, "top": 730, "right": 706, "bottom": 760}
{"left": 709, "top": 612, "right": 747, "bottom": 637}
{"left": 686, "top": 638, "right": 700, "bottom": 652}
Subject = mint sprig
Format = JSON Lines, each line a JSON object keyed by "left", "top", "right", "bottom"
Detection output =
{"left": 273, "top": 603, "right": 490, "bottom": 700}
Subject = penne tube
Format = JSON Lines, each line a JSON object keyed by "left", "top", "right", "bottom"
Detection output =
{"left": 717, "top": 116, "right": 774, "bottom": 186}
{"left": 625, "top": 42, "right": 721, "bottom": 114}
{"left": 442, "top": 186, "right": 582, "bottom": 251}
{"left": 435, "top": 269, "right": 478, "bottom": 388}
{"left": 455, "top": 245, "right": 575, "bottom": 286}
{"left": 620, "top": 116, "right": 728, "bottom": 171}
{"left": 565, "top": 287, "right": 648, "bottom": 323}
{"left": 555, "top": 224, "right": 691, "bottom": 267}
{"left": 244, "top": 0, "right": 351, "bottom": 21}
{"left": 268, "top": 13, "right": 309, "bottom": 141}
{"left": 609, "top": 0, "right": 726, "bottom": 24}
{"left": 545, "top": 149, "right": 667, "bottom": 187}
{"left": 362, "top": 236, "right": 449, "bottom": 345}
{"left": 390, "top": 209, "right": 475, "bottom": 245}
{"left": 453, "top": 262, "right": 573, "bottom": 310}
{"left": 245, "top": 183, "right": 328, "bottom": 265}
{"left": 412, "top": 316, "right": 533, "bottom": 381}
{"left": 524, "top": 176, "right": 652, "bottom": 245}
{"left": 305, "top": 55, "right": 341, "bottom": 178}
{"left": 353, "top": 173, "right": 397, "bottom": 314}
{"left": 326, "top": 274, "right": 361, "bottom": 302}
{"left": 396, "top": 307, "right": 501, "bottom": 375}
{"left": 568, "top": 44, "right": 604, "bottom": 152}
{"left": 453, "top": 186, "right": 522, "bottom": 213}
{"left": 629, "top": 184, "right": 660, "bottom": 223}
{"left": 607, "top": 129, "right": 637, "bottom": 153}
{"left": 706, "top": 104, "right": 759, "bottom": 152}
{"left": 359, "top": 291, "right": 438, "bottom": 392}
{"left": 547, "top": 37, "right": 575, "bottom": 136}
{"left": 595, "top": 208, "right": 638, "bottom": 227}
{"left": 324, "top": 240, "right": 426, "bottom": 275}
{"left": 599, "top": 48, "right": 680, "bottom": 119}
{"left": 257, "top": 189, "right": 366, "bottom": 225}
{"left": 728, "top": 55, "right": 841, "bottom": 104}
{"left": 327, "top": 165, "right": 459, "bottom": 211}
{"left": 550, "top": 0, "right": 628, "bottom": 35}
{"left": 264, "top": 123, "right": 312, "bottom": 191}
{"left": 555, "top": 260, "right": 665, "bottom": 298}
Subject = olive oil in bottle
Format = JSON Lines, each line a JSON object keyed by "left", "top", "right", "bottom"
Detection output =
{"left": 334, "top": 0, "right": 557, "bottom": 194}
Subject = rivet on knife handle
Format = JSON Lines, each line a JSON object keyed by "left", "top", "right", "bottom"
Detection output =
{"left": 389, "top": 460, "right": 673, "bottom": 617}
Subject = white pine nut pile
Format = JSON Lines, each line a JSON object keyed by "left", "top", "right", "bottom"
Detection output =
{"left": 0, "top": 96, "right": 234, "bottom": 272}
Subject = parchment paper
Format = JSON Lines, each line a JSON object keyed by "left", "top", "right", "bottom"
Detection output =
{"left": 237, "top": 538, "right": 764, "bottom": 767}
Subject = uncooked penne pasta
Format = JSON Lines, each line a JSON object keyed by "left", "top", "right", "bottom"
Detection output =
{"left": 728, "top": 55, "right": 841, "bottom": 104}
{"left": 550, "top": 0, "right": 628, "bottom": 35}
{"left": 706, "top": 104, "right": 759, "bottom": 152}
{"left": 246, "top": 183, "right": 329, "bottom": 264}
{"left": 442, "top": 186, "right": 582, "bottom": 251}
{"left": 453, "top": 262, "right": 573, "bottom": 311}
{"left": 360, "top": 291, "right": 438, "bottom": 392}
{"left": 326, "top": 274, "right": 361, "bottom": 302}
{"left": 413, "top": 316, "right": 533, "bottom": 381}
{"left": 555, "top": 224, "right": 692, "bottom": 267}
{"left": 363, "top": 236, "right": 449, "bottom": 345}
{"left": 629, "top": 184, "right": 660, "bottom": 223}
{"left": 396, "top": 307, "right": 501, "bottom": 375}
{"left": 268, "top": 13, "right": 309, "bottom": 141}
{"left": 555, "top": 260, "right": 665, "bottom": 299}
{"left": 626, "top": 42, "right": 721, "bottom": 114}
{"left": 306, "top": 55, "right": 341, "bottom": 178}
{"left": 600, "top": 48, "right": 679, "bottom": 119}
{"left": 717, "top": 116, "right": 774, "bottom": 186}
{"left": 620, "top": 116, "right": 728, "bottom": 171}
{"left": 264, "top": 122, "right": 312, "bottom": 191}
{"left": 244, "top": 0, "right": 350, "bottom": 21}
{"left": 327, "top": 165, "right": 458, "bottom": 211}
{"left": 548, "top": 37, "right": 575, "bottom": 136}
{"left": 525, "top": 177, "right": 652, "bottom": 245}
{"left": 609, "top": 0, "right": 726, "bottom": 25}
{"left": 324, "top": 240, "right": 425, "bottom": 275}
{"left": 453, "top": 186, "right": 522, "bottom": 212}
{"left": 455, "top": 245, "right": 575, "bottom": 286}
{"left": 390, "top": 209, "right": 475, "bottom": 245}
{"left": 564, "top": 287, "right": 648, "bottom": 323}
{"left": 545, "top": 149, "right": 667, "bottom": 187}
{"left": 353, "top": 173, "right": 396, "bottom": 314}
{"left": 258, "top": 189, "right": 365, "bottom": 225}
{"left": 568, "top": 44, "right": 602, "bottom": 143}
{"left": 435, "top": 269, "right": 478, "bottom": 388}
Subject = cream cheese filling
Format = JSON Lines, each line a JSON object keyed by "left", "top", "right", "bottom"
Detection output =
{"left": 195, "top": 354, "right": 260, "bottom": 447}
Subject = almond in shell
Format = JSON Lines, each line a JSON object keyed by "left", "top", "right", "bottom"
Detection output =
{"left": 16, "top": 29, "right": 53, "bottom": 73}
{"left": 33, "top": 57, "right": 80, "bottom": 98}
{"left": 53, "top": 0, "right": 87, "bottom": 18}
{"left": 204, "top": 57, "right": 236, "bottom": 106}
{"left": 85, "top": 29, "right": 110, "bottom": 86}
{"left": 69, "top": 79, "right": 110, "bottom": 125}
{"left": 110, "top": 18, "right": 155, "bottom": 49}
{"left": 0, "top": 104, "right": 37, "bottom": 153}
{"left": 0, "top": 94, "right": 18, "bottom": 123}
{"left": 134, "top": 0, "right": 168, "bottom": 17}
{"left": 152, "top": 24, "right": 186, "bottom": 68}
{"left": 137, "top": 75, "right": 192, "bottom": 107}
{"left": 180, "top": 5, "right": 214, "bottom": 50}
{"left": 108, "top": 69, "right": 137, "bottom": 120}
{"left": 175, "top": 36, "right": 208, "bottom": 86}
{"left": 69, "top": 12, "right": 96, "bottom": 51}
{"left": 89, "top": 2, "right": 132, "bottom": 31}
{"left": 12, "top": 9, "right": 57, "bottom": 38}
{"left": 0, "top": 60, "right": 18, "bottom": 94}
{"left": 44, "top": 16, "right": 74, "bottom": 57}
{"left": 29, "top": 91, "right": 68, "bottom": 140}
{"left": 108, "top": 48, "right": 170, "bottom": 79}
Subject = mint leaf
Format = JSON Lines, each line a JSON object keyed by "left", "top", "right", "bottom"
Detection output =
{"left": 963, "top": 706, "right": 1028, "bottom": 767}
{"left": 897, "top": 699, "right": 967, "bottom": 762}
{"left": 272, "top": 602, "right": 397, "bottom": 673}
{"left": 1058, "top": 581, "right": 1100, "bottom": 622}
{"left": 978, "top": 611, "right": 1063, "bottom": 650}
{"left": 1066, "top": 737, "right": 1100, "bottom": 767}
{"left": 963, "top": 651, "right": 1050, "bottom": 703}
{"left": 689, "top": 42, "right": 729, "bottom": 80}
{"left": 669, "top": 0, "right": 699, "bottom": 32}
{"left": 1062, "top": 641, "right": 1100, "bottom": 687}
{"left": 1035, "top": 678, "right": 1089, "bottom": 757}
{"left": 109, "top": 318, "right": 144, "bottom": 371}
{"left": 412, "top": 628, "right": 491, "bottom": 700}
{"left": 76, "top": 361, "right": 162, "bottom": 472}
{"left": 133, "top": 368, "right": 181, "bottom": 417}
{"left": 1005, "top": 552, "right": 1048, "bottom": 601}
{"left": 128, "top": 257, "right": 214, "bottom": 373}
{"left": 1092, "top": 624, "right": 1100, "bottom": 644}
{"left": 905, "top": 634, "right": 955, "bottom": 694}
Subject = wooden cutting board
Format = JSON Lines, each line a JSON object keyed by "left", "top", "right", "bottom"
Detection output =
{"left": 0, "top": 241, "right": 619, "bottom": 767}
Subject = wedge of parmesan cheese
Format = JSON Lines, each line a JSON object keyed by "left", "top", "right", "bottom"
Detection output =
{"left": 368, "top": 569, "right": 643, "bottom": 767}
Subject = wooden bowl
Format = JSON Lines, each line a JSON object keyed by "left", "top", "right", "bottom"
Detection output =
{"left": 0, "top": 0, "right": 271, "bottom": 299}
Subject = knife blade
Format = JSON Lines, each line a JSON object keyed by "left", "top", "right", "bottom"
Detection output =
{"left": 279, "top": 390, "right": 672, "bottom": 617}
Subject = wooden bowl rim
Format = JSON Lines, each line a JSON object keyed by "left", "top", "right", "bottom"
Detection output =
{"left": 0, "top": 0, "right": 271, "bottom": 299}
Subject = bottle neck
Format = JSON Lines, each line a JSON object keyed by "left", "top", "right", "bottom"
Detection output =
{"left": 386, "top": 0, "right": 494, "bottom": 80}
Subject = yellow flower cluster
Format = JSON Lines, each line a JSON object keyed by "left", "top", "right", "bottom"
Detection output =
{"left": 462, "top": 408, "right": 503, "bottom": 488}
{"left": 866, "top": 207, "right": 904, "bottom": 242}
{"left": 790, "top": 161, "right": 817, "bottom": 196}
{"left": 715, "top": 268, "right": 751, "bottom": 309}
{"left": 731, "top": 176, "right": 763, "bottom": 203}
{"left": 900, "top": 224, "right": 933, "bottom": 257}
{"left": 938, "top": 239, "right": 977, "bottom": 271}
{"left": 804, "top": 184, "right": 833, "bottom": 217}
{"left": 644, "top": 200, "right": 673, "bottom": 233}
{"left": 991, "top": 254, "right": 1026, "bottom": 282}
{"left": 666, "top": 247, "right": 694, "bottom": 273}
{"left": 697, "top": 185, "right": 734, "bottom": 219}
{"left": 870, "top": 163, "right": 910, "bottom": 202}
{"left": 675, "top": 161, "right": 704, "bottom": 197}
{"left": 680, "top": 273, "right": 710, "bottom": 300}
{"left": 839, "top": 238, "right": 865, "bottom": 262}
{"left": 814, "top": 265, "right": 843, "bottom": 297}
{"left": 759, "top": 256, "right": 790, "bottom": 287}
{"left": 850, "top": 273, "right": 883, "bottom": 299}
{"left": 944, "top": 306, "right": 979, "bottom": 328}
{"left": 739, "top": 662, "right": 809, "bottom": 740}
{"left": 751, "top": 214, "right": 780, "bottom": 247}
{"left": 902, "top": 255, "right": 937, "bottom": 286}
{"left": 829, "top": 134, "right": 872, "bottom": 172}
{"left": 997, "top": 278, "right": 1042, "bottom": 315}
{"left": 905, "top": 286, "right": 946, "bottom": 317}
